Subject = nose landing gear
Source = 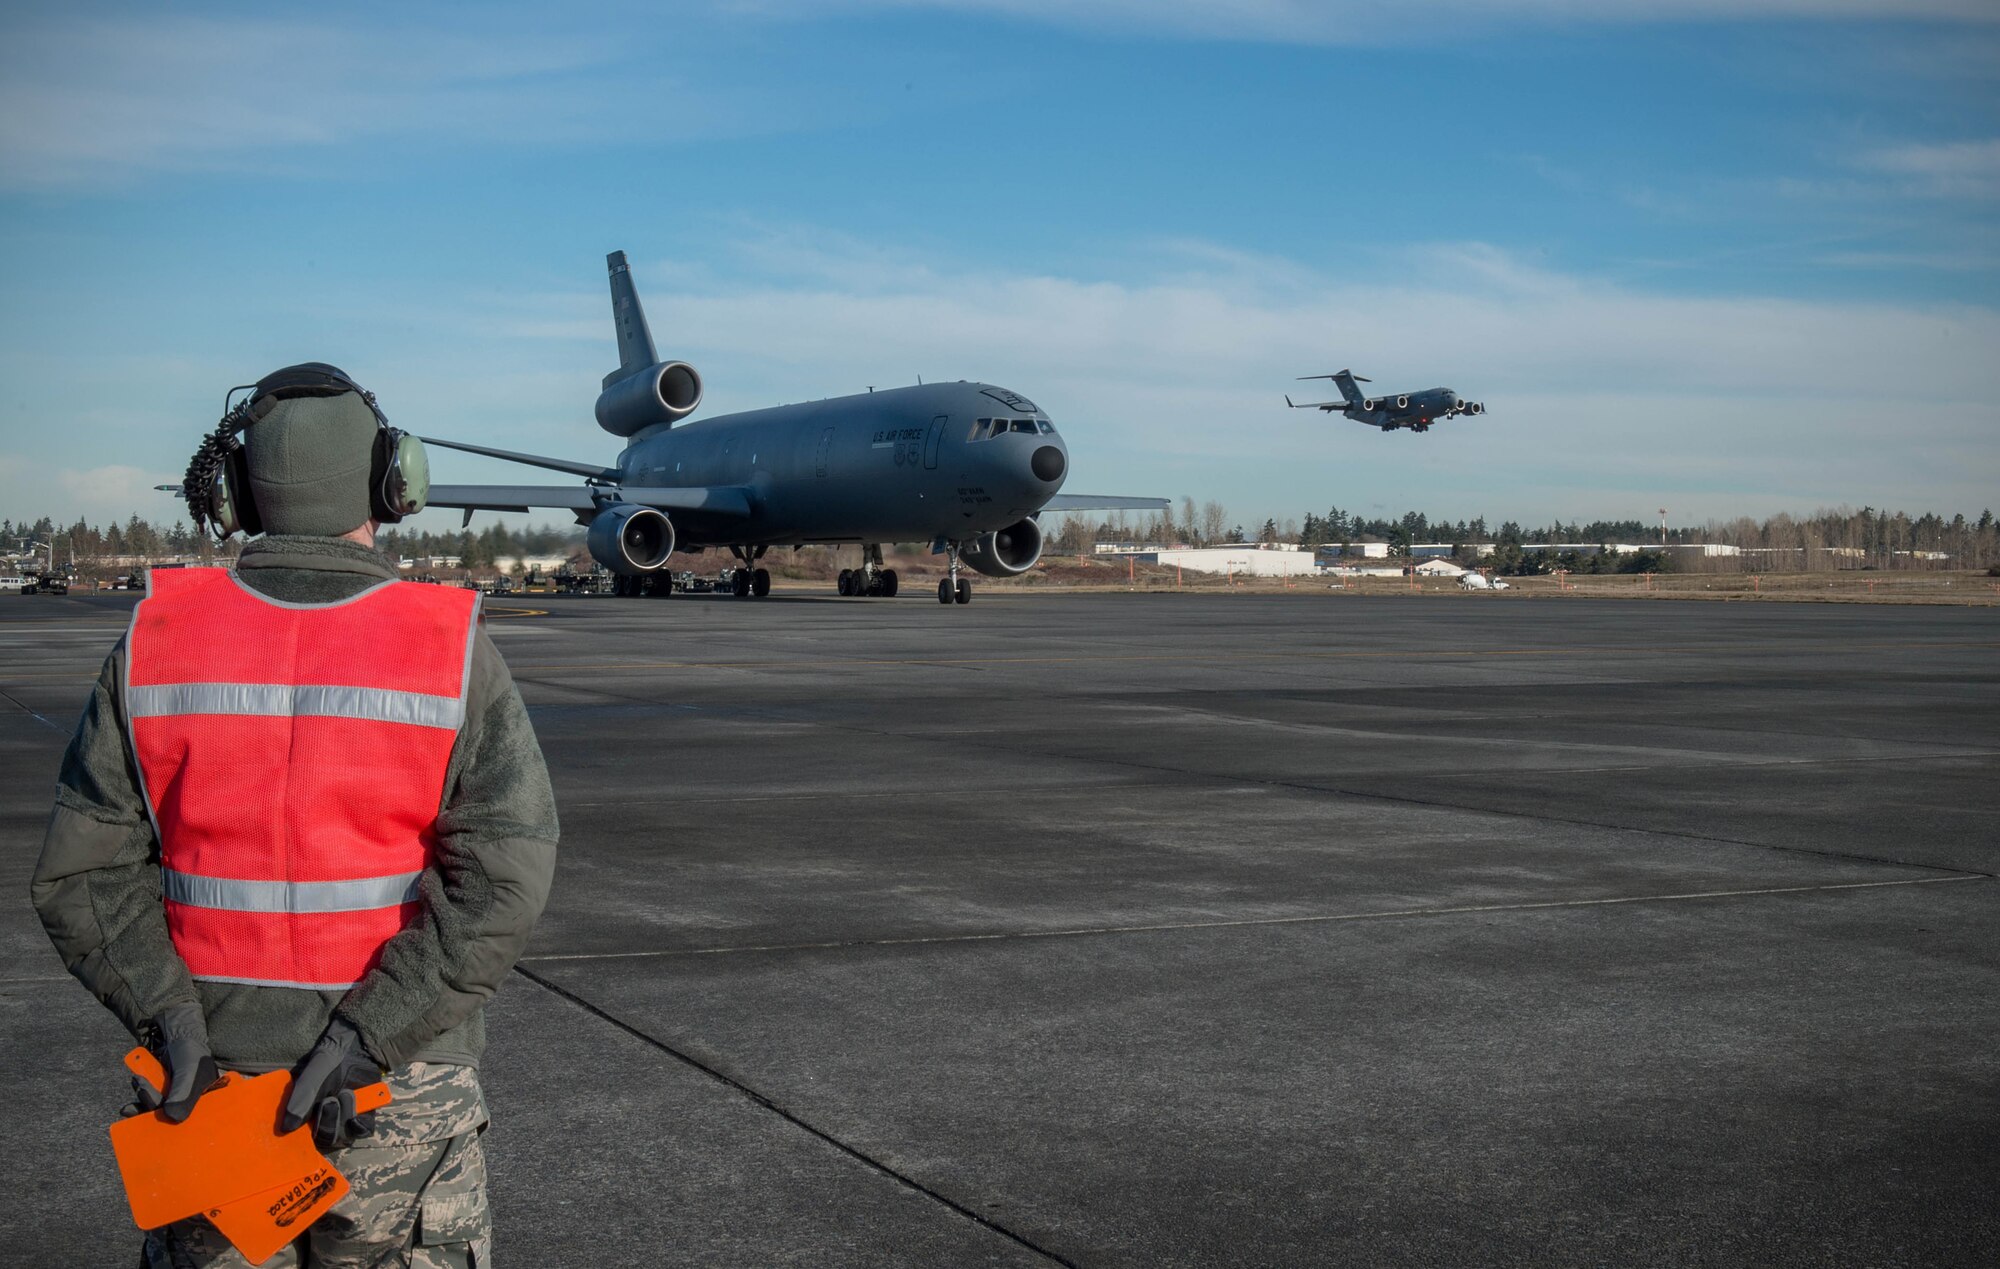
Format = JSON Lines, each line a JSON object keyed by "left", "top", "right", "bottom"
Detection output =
{"left": 936, "top": 541, "right": 971, "bottom": 605}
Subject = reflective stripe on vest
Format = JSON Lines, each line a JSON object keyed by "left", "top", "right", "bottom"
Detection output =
{"left": 128, "top": 682, "right": 464, "bottom": 729}
{"left": 126, "top": 567, "right": 480, "bottom": 990}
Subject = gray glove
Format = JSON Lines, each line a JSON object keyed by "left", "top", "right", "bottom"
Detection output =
{"left": 280, "top": 1018, "right": 383, "bottom": 1145}
{"left": 136, "top": 1001, "right": 221, "bottom": 1123}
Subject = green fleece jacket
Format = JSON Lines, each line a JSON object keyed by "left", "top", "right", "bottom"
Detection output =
{"left": 30, "top": 536, "right": 560, "bottom": 1071}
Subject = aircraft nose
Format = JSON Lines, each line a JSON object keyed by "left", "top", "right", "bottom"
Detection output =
{"left": 1031, "top": 445, "right": 1066, "bottom": 483}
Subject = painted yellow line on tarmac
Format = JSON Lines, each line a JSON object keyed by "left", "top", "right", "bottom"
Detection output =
{"left": 485, "top": 606, "right": 549, "bottom": 619}
{"left": 522, "top": 873, "right": 1990, "bottom": 962}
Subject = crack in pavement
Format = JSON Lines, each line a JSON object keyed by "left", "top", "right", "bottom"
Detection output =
{"left": 511, "top": 963, "right": 1078, "bottom": 1267}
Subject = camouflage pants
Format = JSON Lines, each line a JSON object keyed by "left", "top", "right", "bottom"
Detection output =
{"left": 141, "top": 1063, "right": 492, "bottom": 1268}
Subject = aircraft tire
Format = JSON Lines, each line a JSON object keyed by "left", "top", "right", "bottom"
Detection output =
{"left": 612, "top": 575, "right": 629, "bottom": 598}
{"left": 732, "top": 570, "right": 751, "bottom": 598}
{"left": 881, "top": 569, "right": 898, "bottom": 598}
{"left": 954, "top": 579, "right": 972, "bottom": 605}
{"left": 837, "top": 570, "right": 852, "bottom": 596}
{"left": 752, "top": 568, "right": 771, "bottom": 597}
{"left": 937, "top": 579, "right": 953, "bottom": 605}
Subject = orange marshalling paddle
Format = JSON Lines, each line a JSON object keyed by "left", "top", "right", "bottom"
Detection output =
{"left": 109, "top": 1047, "right": 391, "bottom": 1265}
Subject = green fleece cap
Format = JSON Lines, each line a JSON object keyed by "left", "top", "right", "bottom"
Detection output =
{"left": 244, "top": 392, "right": 379, "bottom": 537}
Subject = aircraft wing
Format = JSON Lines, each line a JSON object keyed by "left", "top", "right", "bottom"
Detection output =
{"left": 1285, "top": 396, "right": 1348, "bottom": 411}
{"left": 426, "top": 484, "right": 754, "bottom": 517}
{"left": 1039, "top": 495, "right": 1171, "bottom": 513}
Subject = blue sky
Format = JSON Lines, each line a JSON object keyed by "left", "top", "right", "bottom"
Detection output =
{"left": 2, "top": 0, "right": 1995, "bottom": 535}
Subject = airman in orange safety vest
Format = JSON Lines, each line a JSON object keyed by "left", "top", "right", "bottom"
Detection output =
{"left": 32, "top": 364, "right": 560, "bottom": 1266}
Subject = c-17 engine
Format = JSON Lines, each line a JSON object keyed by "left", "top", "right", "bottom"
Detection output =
{"left": 587, "top": 503, "right": 675, "bottom": 575}
{"left": 960, "top": 516, "right": 1044, "bottom": 578}
{"left": 595, "top": 360, "right": 703, "bottom": 437}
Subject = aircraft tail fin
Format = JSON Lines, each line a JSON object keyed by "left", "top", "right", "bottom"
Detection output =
{"left": 1297, "top": 369, "right": 1370, "bottom": 407}
{"left": 604, "top": 250, "right": 660, "bottom": 389}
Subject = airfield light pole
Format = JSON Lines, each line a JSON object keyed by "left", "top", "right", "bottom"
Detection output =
{"left": 1659, "top": 508, "right": 1668, "bottom": 547}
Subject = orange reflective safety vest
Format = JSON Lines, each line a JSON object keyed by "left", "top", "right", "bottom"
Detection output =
{"left": 126, "top": 567, "right": 480, "bottom": 991}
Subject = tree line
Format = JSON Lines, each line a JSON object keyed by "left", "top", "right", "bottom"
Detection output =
{"left": 10, "top": 503, "right": 1996, "bottom": 578}
{"left": 1051, "top": 503, "right": 1999, "bottom": 572}
{"left": 3, "top": 515, "right": 584, "bottom": 578}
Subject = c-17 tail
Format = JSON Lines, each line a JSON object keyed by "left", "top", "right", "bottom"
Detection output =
{"left": 1286, "top": 368, "right": 1371, "bottom": 412}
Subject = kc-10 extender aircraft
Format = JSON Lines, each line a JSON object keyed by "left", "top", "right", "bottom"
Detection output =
{"left": 425, "top": 252, "right": 1166, "bottom": 604}
{"left": 1285, "top": 369, "right": 1485, "bottom": 434}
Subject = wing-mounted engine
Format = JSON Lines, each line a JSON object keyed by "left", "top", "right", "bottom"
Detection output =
{"left": 587, "top": 502, "right": 675, "bottom": 575}
{"left": 595, "top": 361, "right": 702, "bottom": 437}
{"left": 961, "top": 516, "right": 1044, "bottom": 578}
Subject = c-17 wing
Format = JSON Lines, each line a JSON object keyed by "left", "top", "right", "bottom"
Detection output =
{"left": 1285, "top": 395, "right": 1351, "bottom": 412}
{"left": 1039, "top": 495, "right": 1171, "bottom": 513}
{"left": 426, "top": 484, "right": 753, "bottom": 516}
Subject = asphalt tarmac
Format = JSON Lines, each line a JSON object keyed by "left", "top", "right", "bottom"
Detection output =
{"left": 3, "top": 587, "right": 1995, "bottom": 1266}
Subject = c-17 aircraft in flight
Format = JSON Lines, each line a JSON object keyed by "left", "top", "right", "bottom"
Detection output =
{"left": 1285, "top": 369, "right": 1485, "bottom": 434}
{"left": 422, "top": 251, "right": 1165, "bottom": 604}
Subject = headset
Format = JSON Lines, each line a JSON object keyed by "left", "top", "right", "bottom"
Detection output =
{"left": 181, "top": 363, "right": 429, "bottom": 541}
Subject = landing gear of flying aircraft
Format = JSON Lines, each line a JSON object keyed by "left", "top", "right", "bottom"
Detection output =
{"left": 936, "top": 542, "right": 972, "bottom": 604}
{"left": 839, "top": 546, "right": 898, "bottom": 598}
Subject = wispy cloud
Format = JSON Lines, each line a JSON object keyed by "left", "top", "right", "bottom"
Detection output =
{"left": 0, "top": 455, "right": 181, "bottom": 529}
{"left": 0, "top": 15, "right": 675, "bottom": 188}
{"left": 745, "top": 0, "right": 1999, "bottom": 44}
{"left": 1854, "top": 139, "right": 2000, "bottom": 198}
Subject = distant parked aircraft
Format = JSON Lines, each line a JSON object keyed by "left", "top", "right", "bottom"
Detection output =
{"left": 1287, "top": 369, "right": 1485, "bottom": 434}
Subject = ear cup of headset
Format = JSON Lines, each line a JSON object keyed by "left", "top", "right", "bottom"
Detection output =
{"left": 371, "top": 429, "right": 430, "bottom": 522}
{"left": 211, "top": 440, "right": 261, "bottom": 539}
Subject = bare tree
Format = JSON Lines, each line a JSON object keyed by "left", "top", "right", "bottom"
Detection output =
{"left": 1199, "top": 500, "right": 1228, "bottom": 546}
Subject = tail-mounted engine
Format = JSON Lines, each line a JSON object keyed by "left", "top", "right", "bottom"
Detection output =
{"left": 962, "top": 516, "right": 1044, "bottom": 578}
{"left": 595, "top": 361, "right": 703, "bottom": 438}
{"left": 587, "top": 503, "right": 675, "bottom": 575}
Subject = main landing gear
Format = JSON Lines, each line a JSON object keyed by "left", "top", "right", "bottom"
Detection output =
{"left": 838, "top": 544, "right": 898, "bottom": 598}
{"left": 727, "top": 546, "right": 771, "bottom": 598}
{"left": 936, "top": 541, "right": 971, "bottom": 605}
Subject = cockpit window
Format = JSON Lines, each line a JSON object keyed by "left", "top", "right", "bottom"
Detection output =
{"left": 1037, "top": 419, "right": 1055, "bottom": 435}
{"left": 969, "top": 417, "right": 1043, "bottom": 441}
